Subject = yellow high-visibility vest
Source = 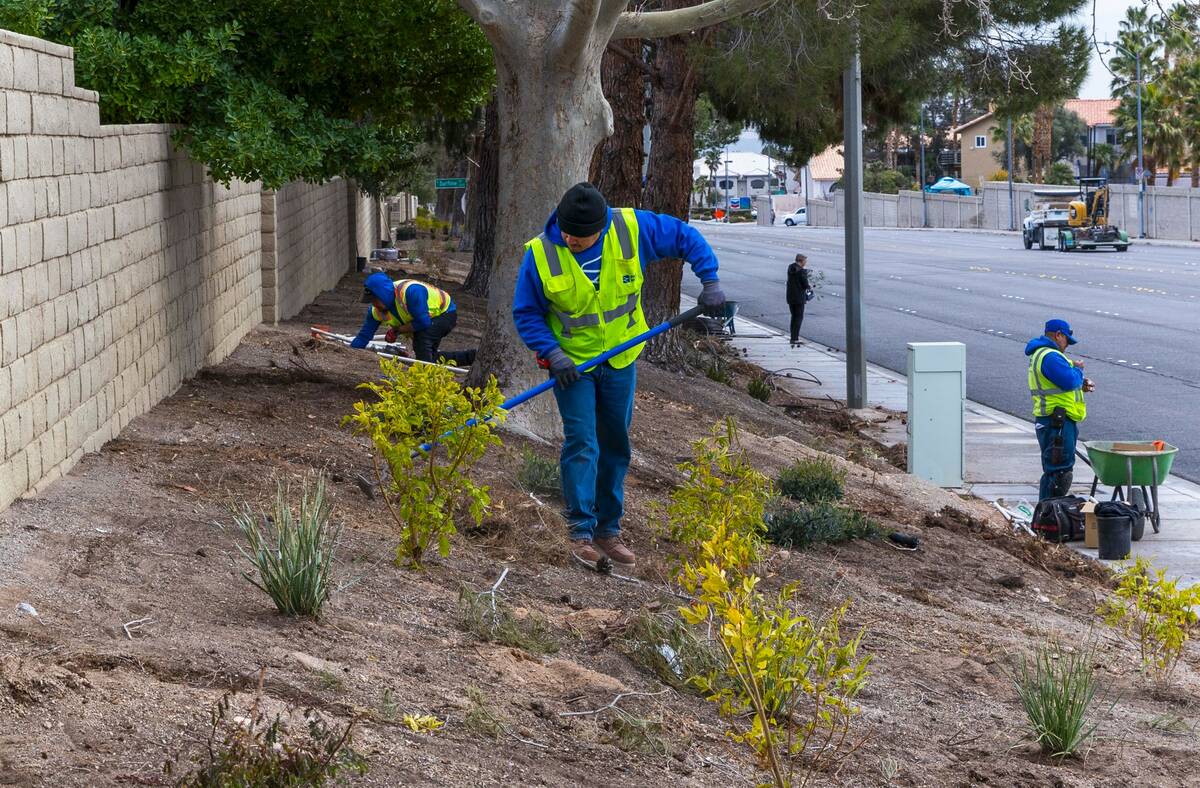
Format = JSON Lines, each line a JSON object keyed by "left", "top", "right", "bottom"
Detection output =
{"left": 1028, "top": 346, "right": 1087, "bottom": 421}
{"left": 370, "top": 280, "right": 451, "bottom": 326}
{"left": 527, "top": 208, "right": 648, "bottom": 369}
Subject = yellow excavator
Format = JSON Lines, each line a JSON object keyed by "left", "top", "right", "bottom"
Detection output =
{"left": 1059, "top": 177, "right": 1130, "bottom": 252}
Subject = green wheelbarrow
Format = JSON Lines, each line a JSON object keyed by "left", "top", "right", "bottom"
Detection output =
{"left": 1081, "top": 441, "right": 1179, "bottom": 534}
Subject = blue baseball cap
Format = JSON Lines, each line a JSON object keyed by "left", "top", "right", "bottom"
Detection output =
{"left": 1045, "top": 318, "right": 1077, "bottom": 345}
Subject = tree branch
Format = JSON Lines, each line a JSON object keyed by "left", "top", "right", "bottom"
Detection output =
{"left": 552, "top": 0, "right": 604, "bottom": 61}
{"left": 613, "top": 0, "right": 778, "bottom": 39}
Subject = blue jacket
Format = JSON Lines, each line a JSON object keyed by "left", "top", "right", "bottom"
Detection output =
{"left": 1024, "top": 336, "right": 1084, "bottom": 392}
{"left": 351, "top": 272, "right": 455, "bottom": 348}
{"left": 512, "top": 208, "right": 720, "bottom": 358}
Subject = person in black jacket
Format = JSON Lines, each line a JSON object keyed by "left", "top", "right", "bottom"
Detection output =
{"left": 786, "top": 253, "right": 811, "bottom": 346}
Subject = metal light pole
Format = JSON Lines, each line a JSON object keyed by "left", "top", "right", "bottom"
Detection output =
{"left": 1105, "top": 41, "right": 1146, "bottom": 238}
{"left": 919, "top": 105, "right": 928, "bottom": 228}
{"left": 843, "top": 47, "right": 866, "bottom": 409}
{"left": 1006, "top": 117, "right": 1015, "bottom": 231}
{"left": 723, "top": 150, "right": 730, "bottom": 220}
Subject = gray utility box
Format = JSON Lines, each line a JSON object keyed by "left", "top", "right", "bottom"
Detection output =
{"left": 907, "top": 342, "right": 965, "bottom": 487}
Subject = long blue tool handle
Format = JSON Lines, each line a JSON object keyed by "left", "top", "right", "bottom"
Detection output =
{"left": 413, "top": 304, "right": 706, "bottom": 456}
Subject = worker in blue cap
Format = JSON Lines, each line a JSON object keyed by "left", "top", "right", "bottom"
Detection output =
{"left": 351, "top": 272, "right": 476, "bottom": 367}
{"left": 1024, "top": 318, "right": 1095, "bottom": 499}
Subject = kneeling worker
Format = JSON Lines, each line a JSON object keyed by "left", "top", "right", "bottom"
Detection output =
{"left": 512, "top": 182, "right": 726, "bottom": 571}
{"left": 1025, "top": 318, "right": 1095, "bottom": 500}
{"left": 352, "top": 272, "right": 476, "bottom": 367}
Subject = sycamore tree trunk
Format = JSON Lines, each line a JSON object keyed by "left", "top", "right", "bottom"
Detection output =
{"left": 463, "top": 98, "right": 499, "bottom": 296}
{"left": 589, "top": 42, "right": 647, "bottom": 207}
{"left": 456, "top": 0, "right": 774, "bottom": 437}
{"left": 642, "top": 10, "right": 706, "bottom": 362}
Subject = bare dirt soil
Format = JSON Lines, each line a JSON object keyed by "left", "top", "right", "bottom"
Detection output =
{"left": 2, "top": 253, "right": 1199, "bottom": 786}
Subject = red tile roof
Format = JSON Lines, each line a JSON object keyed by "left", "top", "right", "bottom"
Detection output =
{"left": 1063, "top": 99, "right": 1118, "bottom": 127}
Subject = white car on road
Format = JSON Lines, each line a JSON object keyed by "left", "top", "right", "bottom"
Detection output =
{"left": 783, "top": 207, "right": 808, "bottom": 226}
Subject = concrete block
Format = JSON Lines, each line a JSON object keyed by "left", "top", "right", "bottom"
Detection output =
{"left": 11, "top": 45, "right": 38, "bottom": 91}
{"left": 42, "top": 216, "right": 67, "bottom": 260}
{"left": 8, "top": 180, "right": 34, "bottom": 227}
{"left": 37, "top": 53, "right": 63, "bottom": 94}
{"left": 6, "top": 90, "right": 31, "bottom": 135}
{"left": 0, "top": 47, "right": 12, "bottom": 89}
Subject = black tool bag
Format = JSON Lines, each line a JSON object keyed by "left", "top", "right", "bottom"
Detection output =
{"left": 1031, "top": 495, "right": 1088, "bottom": 542}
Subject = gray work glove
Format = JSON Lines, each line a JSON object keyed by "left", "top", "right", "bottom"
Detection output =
{"left": 698, "top": 280, "right": 727, "bottom": 318}
{"left": 544, "top": 347, "right": 580, "bottom": 388}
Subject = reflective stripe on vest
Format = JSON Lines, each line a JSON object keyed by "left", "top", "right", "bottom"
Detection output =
{"left": 371, "top": 279, "right": 451, "bottom": 325}
{"left": 1028, "top": 346, "right": 1086, "bottom": 421}
{"left": 527, "top": 208, "right": 648, "bottom": 369}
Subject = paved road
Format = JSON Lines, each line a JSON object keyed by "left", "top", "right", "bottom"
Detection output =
{"left": 687, "top": 224, "right": 1200, "bottom": 481}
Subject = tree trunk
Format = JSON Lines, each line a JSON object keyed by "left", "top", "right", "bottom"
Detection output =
{"left": 1032, "top": 104, "right": 1054, "bottom": 183}
{"left": 1191, "top": 159, "right": 1198, "bottom": 188}
{"left": 467, "top": 43, "right": 614, "bottom": 437}
{"left": 642, "top": 11, "right": 705, "bottom": 363}
{"left": 589, "top": 42, "right": 646, "bottom": 207}
{"left": 463, "top": 98, "right": 499, "bottom": 296}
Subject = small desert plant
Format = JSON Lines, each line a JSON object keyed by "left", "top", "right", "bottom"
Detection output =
{"left": 663, "top": 418, "right": 771, "bottom": 575}
{"left": 1012, "top": 640, "right": 1100, "bottom": 757}
{"left": 747, "top": 375, "right": 772, "bottom": 403}
{"left": 233, "top": 474, "right": 341, "bottom": 617}
{"left": 344, "top": 359, "right": 504, "bottom": 568}
{"left": 765, "top": 501, "right": 881, "bottom": 549}
{"left": 618, "top": 609, "right": 725, "bottom": 692}
{"left": 1100, "top": 557, "right": 1200, "bottom": 681}
{"left": 777, "top": 457, "right": 845, "bottom": 503}
{"left": 705, "top": 357, "right": 733, "bottom": 385}
{"left": 517, "top": 448, "right": 560, "bottom": 496}
{"left": 458, "top": 585, "right": 560, "bottom": 656}
{"left": 401, "top": 714, "right": 443, "bottom": 734}
{"left": 166, "top": 681, "right": 367, "bottom": 786}
{"left": 464, "top": 686, "right": 504, "bottom": 739}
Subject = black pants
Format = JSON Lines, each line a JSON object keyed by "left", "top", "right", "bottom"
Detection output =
{"left": 413, "top": 312, "right": 475, "bottom": 366}
{"left": 788, "top": 302, "right": 806, "bottom": 343}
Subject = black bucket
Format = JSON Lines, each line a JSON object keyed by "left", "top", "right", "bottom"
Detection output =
{"left": 1096, "top": 514, "right": 1132, "bottom": 560}
{"left": 356, "top": 256, "right": 367, "bottom": 272}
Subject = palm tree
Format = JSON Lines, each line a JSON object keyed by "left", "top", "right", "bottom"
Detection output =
{"left": 1091, "top": 142, "right": 1117, "bottom": 177}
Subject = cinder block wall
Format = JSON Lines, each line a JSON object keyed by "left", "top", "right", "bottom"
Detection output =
{"left": 0, "top": 30, "right": 263, "bottom": 509}
{"left": 262, "top": 180, "right": 353, "bottom": 323}
{"left": 0, "top": 29, "right": 385, "bottom": 511}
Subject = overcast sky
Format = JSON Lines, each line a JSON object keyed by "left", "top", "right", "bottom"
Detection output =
{"left": 727, "top": 0, "right": 1134, "bottom": 152}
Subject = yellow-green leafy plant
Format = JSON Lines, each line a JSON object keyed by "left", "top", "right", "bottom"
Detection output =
{"left": 344, "top": 359, "right": 504, "bottom": 568}
{"left": 1100, "top": 557, "right": 1200, "bottom": 681}
{"left": 671, "top": 419, "right": 871, "bottom": 788}
{"left": 664, "top": 418, "right": 771, "bottom": 577}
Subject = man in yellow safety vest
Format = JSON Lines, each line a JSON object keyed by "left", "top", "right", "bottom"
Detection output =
{"left": 351, "top": 272, "right": 475, "bottom": 367}
{"left": 1024, "top": 318, "right": 1095, "bottom": 500}
{"left": 512, "top": 182, "right": 726, "bottom": 571}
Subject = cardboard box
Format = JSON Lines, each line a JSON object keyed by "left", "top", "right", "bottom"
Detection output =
{"left": 1082, "top": 501, "right": 1098, "bottom": 549}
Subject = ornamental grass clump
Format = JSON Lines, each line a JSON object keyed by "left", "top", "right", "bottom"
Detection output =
{"left": 234, "top": 474, "right": 341, "bottom": 617}
{"left": 344, "top": 359, "right": 504, "bottom": 568}
{"left": 1012, "top": 640, "right": 1101, "bottom": 757}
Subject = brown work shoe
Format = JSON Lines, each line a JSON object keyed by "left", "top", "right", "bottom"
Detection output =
{"left": 594, "top": 536, "right": 636, "bottom": 569}
{"left": 571, "top": 539, "right": 604, "bottom": 571}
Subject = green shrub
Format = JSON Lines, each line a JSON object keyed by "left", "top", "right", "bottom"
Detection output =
{"left": 765, "top": 500, "right": 881, "bottom": 549}
{"left": 777, "top": 457, "right": 846, "bottom": 503}
{"left": 234, "top": 474, "right": 341, "bottom": 617}
{"left": 167, "top": 689, "right": 367, "bottom": 785}
{"left": 1100, "top": 557, "right": 1200, "bottom": 681}
{"left": 517, "top": 448, "right": 560, "bottom": 496}
{"left": 1012, "top": 641, "right": 1100, "bottom": 757}
{"left": 705, "top": 359, "right": 733, "bottom": 385}
{"left": 343, "top": 360, "right": 504, "bottom": 568}
{"left": 747, "top": 376, "right": 772, "bottom": 403}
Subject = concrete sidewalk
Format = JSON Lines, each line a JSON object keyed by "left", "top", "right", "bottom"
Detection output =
{"left": 721, "top": 312, "right": 1200, "bottom": 584}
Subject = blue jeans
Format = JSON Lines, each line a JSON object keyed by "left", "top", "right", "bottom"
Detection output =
{"left": 1035, "top": 414, "right": 1078, "bottom": 500}
{"left": 552, "top": 361, "right": 637, "bottom": 541}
